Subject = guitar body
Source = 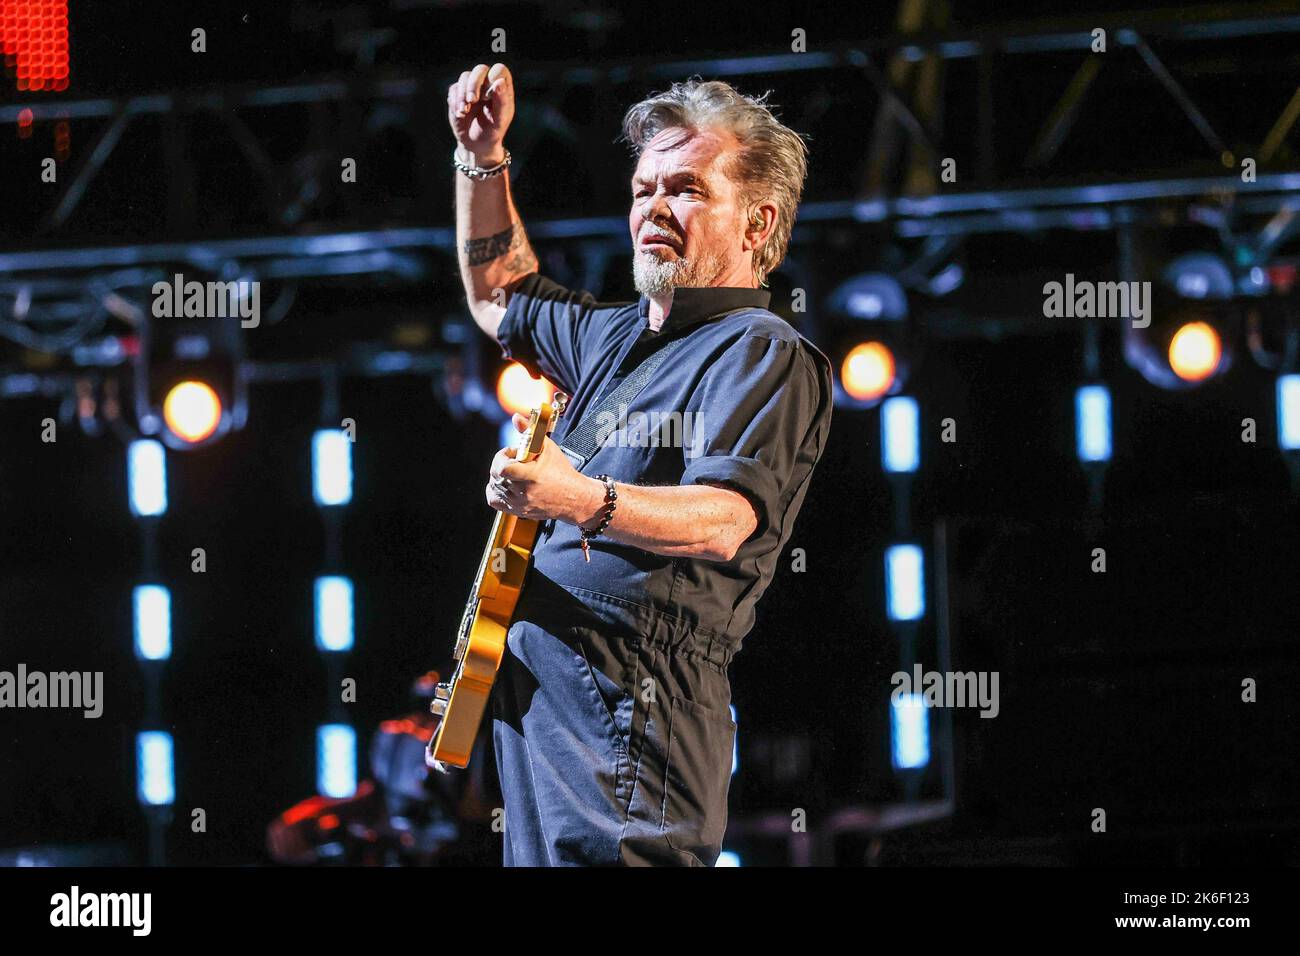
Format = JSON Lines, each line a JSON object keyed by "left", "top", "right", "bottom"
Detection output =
{"left": 428, "top": 394, "right": 564, "bottom": 771}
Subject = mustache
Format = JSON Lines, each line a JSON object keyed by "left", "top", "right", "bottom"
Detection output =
{"left": 640, "top": 226, "right": 681, "bottom": 246}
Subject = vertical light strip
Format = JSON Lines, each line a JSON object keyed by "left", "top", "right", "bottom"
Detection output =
{"left": 891, "top": 693, "right": 930, "bottom": 770}
{"left": 881, "top": 395, "right": 920, "bottom": 473}
{"left": 1075, "top": 384, "right": 1112, "bottom": 463}
{"left": 314, "top": 576, "right": 355, "bottom": 652}
{"left": 885, "top": 544, "right": 925, "bottom": 622}
{"left": 133, "top": 584, "right": 172, "bottom": 661}
{"left": 136, "top": 731, "right": 176, "bottom": 806}
{"left": 317, "top": 724, "right": 357, "bottom": 798}
{"left": 312, "top": 429, "right": 353, "bottom": 506}
{"left": 1277, "top": 374, "right": 1300, "bottom": 451}
{"left": 128, "top": 439, "right": 167, "bottom": 517}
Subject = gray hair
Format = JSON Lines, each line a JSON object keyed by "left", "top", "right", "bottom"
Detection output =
{"left": 620, "top": 78, "right": 809, "bottom": 289}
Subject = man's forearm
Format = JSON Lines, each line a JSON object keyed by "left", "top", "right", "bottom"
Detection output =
{"left": 568, "top": 477, "right": 758, "bottom": 563}
{"left": 454, "top": 147, "right": 539, "bottom": 334}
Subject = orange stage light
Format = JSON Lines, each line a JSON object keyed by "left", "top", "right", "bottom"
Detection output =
{"left": 495, "top": 363, "right": 555, "bottom": 418}
{"left": 841, "top": 341, "right": 897, "bottom": 403}
{"left": 1168, "top": 321, "right": 1222, "bottom": 382}
{"left": 163, "top": 381, "right": 223, "bottom": 444}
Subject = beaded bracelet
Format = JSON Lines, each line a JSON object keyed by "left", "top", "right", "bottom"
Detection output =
{"left": 579, "top": 474, "right": 618, "bottom": 562}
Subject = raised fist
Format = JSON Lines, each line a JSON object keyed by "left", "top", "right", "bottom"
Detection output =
{"left": 448, "top": 62, "right": 514, "bottom": 163}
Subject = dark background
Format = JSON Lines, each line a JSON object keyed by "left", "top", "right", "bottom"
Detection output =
{"left": 1, "top": 0, "right": 1298, "bottom": 865}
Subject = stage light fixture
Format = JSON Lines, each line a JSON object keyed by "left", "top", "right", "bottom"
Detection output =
{"left": 833, "top": 273, "right": 909, "bottom": 322}
{"left": 314, "top": 576, "right": 355, "bottom": 652}
{"left": 162, "top": 380, "right": 222, "bottom": 445}
{"left": 137, "top": 302, "right": 246, "bottom": 450}
{"left": 1278, "top": 374, "right": 1300, "bottom": 451}
{"left": 1163, "top": 252, "right": 1235, "bottom": 301}
{"left": 317, "top": 724, "right": 358, "bottom": 799}
{"left": 136, "top": 731, "right": 175, "bottom": 807}
{"left": 890, "top": 692, "right": 930, "bottom": 770}
{"left": 127, "top": 439, "right": 167, "bottom": 517}
{"left": 1075, "top": 384, "right": 1113, "bottom": 463}
{"left": 133, "top": 584, "right": 172, "bottom": 662}
{"left": 885, "top": 544, "right": 925, "bottom": 622}
{"left": 881, "top": 395, "right": 920, "bottom": 473}
{"left": 312, "top": 429, "right": 353, "bottom": 507}
{"left": 1168, "top": 321, "right": 1223, "bottom": 382}
{"left": 1, "top": 1, "right": 71, "bottom": 93}
{"left": 1124, "top": 282, "right": 1234, "bottom": 391}
{"left": 841, "top": 341, "right": 897, "bottom": 404}
{"left": 827, "top": 273, "right": 913, "bottom": 409}
{"left": 496, "top": 362, "right": 556, "bottom": 419}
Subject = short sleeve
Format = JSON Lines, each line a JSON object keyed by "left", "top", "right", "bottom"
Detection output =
{"left": 496, "top": 272, "right": 603, "bottom": 396}
{"left": 680, "top": 333, "right": 832, "bottom": 541}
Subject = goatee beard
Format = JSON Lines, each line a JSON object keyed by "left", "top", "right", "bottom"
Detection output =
{"left": 633, "top": 247, "right": 725, "bottom": 297}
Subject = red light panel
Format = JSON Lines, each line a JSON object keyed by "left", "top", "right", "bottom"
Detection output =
{"left": 1, "top": 1, "right": 70, "bottom": 93}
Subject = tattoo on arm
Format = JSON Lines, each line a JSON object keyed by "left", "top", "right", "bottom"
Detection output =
{"left": 504, "top": 244, "right": 539, "bottom": 274}
{"left": 464, "top": 221, "right": 536, "bottom": 270}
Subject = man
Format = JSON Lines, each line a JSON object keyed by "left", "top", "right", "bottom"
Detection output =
{"left": 448, "top": 62, "right": 832, "bottom": 866}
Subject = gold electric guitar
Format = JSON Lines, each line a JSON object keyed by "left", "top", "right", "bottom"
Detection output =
{"left": 427, "top": 391, "right": 567, "bottom": 771}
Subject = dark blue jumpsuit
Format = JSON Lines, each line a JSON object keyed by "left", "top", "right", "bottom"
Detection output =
{"left": 492, "top": 274, "right": 833, "bottom": 866}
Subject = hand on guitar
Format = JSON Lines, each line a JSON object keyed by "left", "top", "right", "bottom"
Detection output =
{"left": 487, "top": 413, "right": 606, "bottom": 527}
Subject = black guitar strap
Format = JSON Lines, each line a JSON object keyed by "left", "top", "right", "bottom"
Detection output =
{"left": 559, "top": 335, "right": 690, "bottom": 472}
{"left": 558, "top": 305, "right": 764, "bottom": 471}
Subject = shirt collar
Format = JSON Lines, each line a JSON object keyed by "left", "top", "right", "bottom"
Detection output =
{"left": 638, "top": 286, "right": 772, "bottom": 334}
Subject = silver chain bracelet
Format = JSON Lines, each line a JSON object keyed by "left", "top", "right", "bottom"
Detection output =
{"left": 453, "top": 147, "right": 512, "bottom": 181}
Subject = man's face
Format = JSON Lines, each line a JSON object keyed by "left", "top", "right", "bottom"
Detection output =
{"left": 629, "top": 126, "right": 752, "bottom": 296}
